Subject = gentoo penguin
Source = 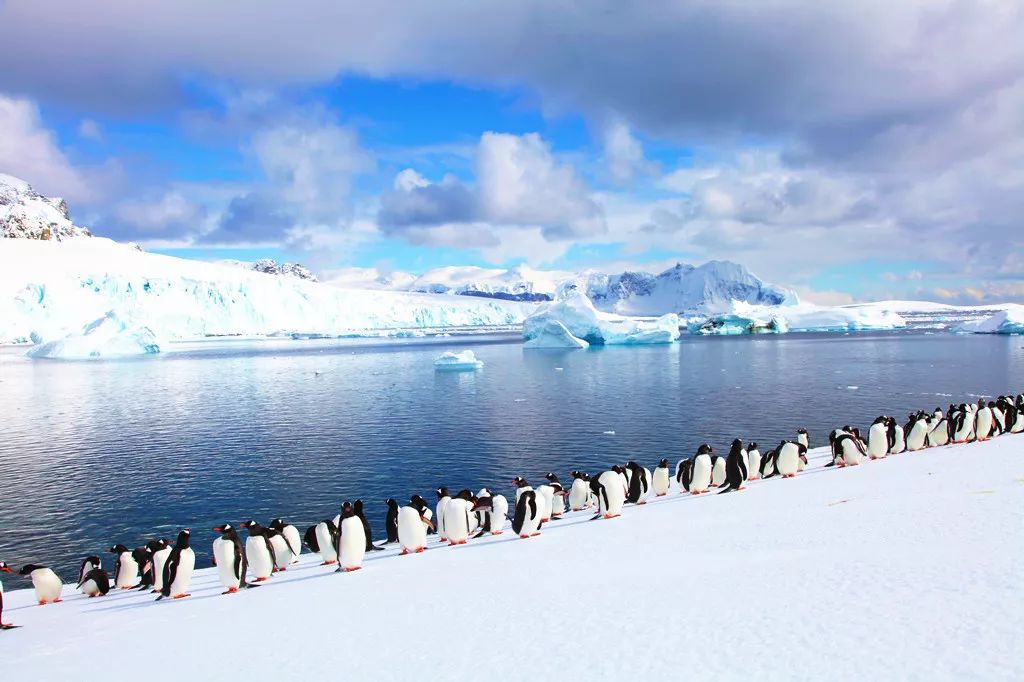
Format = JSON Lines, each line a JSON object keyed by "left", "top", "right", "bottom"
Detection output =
{"left": 690, "top": 444, "right": 714, "bottom": 494}
{"left": 1006, "top": 399, "right": 1024, "bottom": 433}
{"left": 589, "top": 469, "right": 627, "bottom": 519}
{"left": 107, "top": 544, "right": 139, "bottom": 590}
{"left": 269, "top": 519, "right": 303, "bottom": 563}
{"left": 1, "top": 562, "right": 18, "bottom": 628}
{"left": 512, "top": 477, "right": 552, "bottom": 527}
{"left": 888, "top": 417, "right": 906, "bottom": 454}
{"left": 351, "top": 501, "right": 384, "bottom": 552}
{"left": 772, "top": 440, "right": 804, "bottom": 478}
{"left": 568, "top": 471, "right": 592, "bottom": 510}
{"left": 796, "top": 428, "right": 809, "bottom": 450}
{"left": 384, "top": 499, "right": 401, "bottom": 544}
{"left": 535, "top": 482, "right": 556, "bottom": 523}
{"left": 652, "top": 459, "right": 671, "bottom": 496}
{"left": 435, "top": 487, "right": 451, "bottom": 543}
{"left": 398, "top": 495, "right": 434, "bottom": 554}
{"left": 905, "top": 413, "right": 929, "bottom": 451}
{"left": 708, "top": 453, "right": 726, "bottom": 484}
{"left": 868, "top": 417, "right": 889, "bottom": 459}
{"left": 544, "top": 473, "right": 568, "bottom": 519}
{"left": 310, "top": 518, "right": 339, "bottom": 565}
{"left": 759, "top": 448, "right": 776, "bottom": 478}
{"left": 975, "top": 401, "right": 994, "bottom": 441}
{"left": 928, "top": 413, "right": 950, "bottom": 446}
{"left": 132, "top": 545, "right": 155, "bottom": 589}
{"left": 718, "top": 439, "right": 748, "bottom": 493}
{"left": 511, "top": 488, "right": 543, "bottom": 538}
{"left": 675, "top": 458, "right": 694, "bottom": 493}
{"left": 265, "top": 521, "right": 298, "bottom": 571}
{"left": 157, "top": 529, "right": 195, "bottom": 601}
{"left": 831, "top": 429, "right": 865, "bottom": 467}
{"left": 442, "top": 490, "right": 474, "bottom": 546}
{"left": 150, "top": 539, "right": 172, "bottom": 594}
{"left": 951, "top": 404, "right": 975, "bottom": 443}
{"left": 990, "top": 401, "right": 1005, "bottom": 434}
{"left": 242, "top": 521, "right": 277, "bottom": 581}
{"left": 77, "top": 567, "right": 111, "bottom": 597}
{"left": 77, "top": 556, "right": 101, "bottom": 586}
{"left": 336, "top": 502, "right": 367, "bottom": 572}
{"left": 472, "top": 488, "right": 508, "bottom": 536}
{"left": 212, "top": 524, "right": 251, "bottom": 594}
{"left": 625, "top": 461, "right": 652, "bottom": 504}
{"left": 746, "top": 442, "right": 761, "bottom": 481}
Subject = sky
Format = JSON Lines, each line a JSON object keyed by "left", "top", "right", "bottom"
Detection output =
{"left": 0, "top": 0, "right": 1021, "bottom": 305}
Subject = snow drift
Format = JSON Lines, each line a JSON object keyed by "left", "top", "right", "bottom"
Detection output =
{"left": 522, "top": 290, "right": 680, "bottom": 345}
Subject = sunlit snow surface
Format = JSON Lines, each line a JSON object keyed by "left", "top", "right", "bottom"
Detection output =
{"left": 956, "top": 304, "right": 1024, "bottom": 335}
{"left": 1, "top": 436, "right": 1021, "bottom": 679}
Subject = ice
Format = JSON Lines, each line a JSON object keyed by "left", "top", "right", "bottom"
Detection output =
{"left": 522, "top": 319, "right": 590, "bottom": 349}
{"left": 26, "top": 311, "right": 162, "bottom": 359}
{"left": 691, "top": 301, "right": 906, "bottom": 335}
{"left": 522, "top": 289, "right": 680, "bottom": 345}
{"left": 433, "top": 349, "right": 484, "bottom": 370}
{"left": 956, "top": 305, "right": 1024, "bottom": 335}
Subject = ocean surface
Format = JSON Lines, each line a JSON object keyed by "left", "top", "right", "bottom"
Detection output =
{"left": 2, "top": 331, "right": 1022, "bottom": 588}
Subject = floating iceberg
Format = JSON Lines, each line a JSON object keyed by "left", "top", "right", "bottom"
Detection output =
{"left": 433, "top": 350, "right": 484, "bottom": 371}
{"left": 955, "top": 305, "right": 1024, "bottom": 335}
{"left": 523, "top": 319, "right": 590, "bottom": 349}
{"left": 522, "top": 290, "right": 680, "bottom": 345}
{"left": 26, "top": 311, "right": 163, "bottom": 359}
{"left": 690, "top": 302, "right": 905, "bottom": 335}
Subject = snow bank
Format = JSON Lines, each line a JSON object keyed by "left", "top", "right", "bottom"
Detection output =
{"left": 693, "top": 301, "right": 906, "bottom": 335}
{"left": 25, "top": 311, "right": 162, "bottom": 359}
{"left": 433, "top": 349, "right": 484, "bottom": 370}
{"left": 956, "top": 304, "right": 1024, "bottom": 335}
{"left": 522, "top": 319, "right": 590, "bottom": 349}
{"left": 522, "top": 290, "right": 680, "bottom": 345}
{"left": 0, "top": 238, "right": 532, "bottom": 345}
{"left": 2, "top": 436, "right": 1021, "bottom": 680}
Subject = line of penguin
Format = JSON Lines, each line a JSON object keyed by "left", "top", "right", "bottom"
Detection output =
{"left": 2, "top": 392, "right": 1022, "bottom": 631}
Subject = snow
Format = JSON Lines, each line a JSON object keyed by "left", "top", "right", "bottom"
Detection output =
{"left": 523, "top": 319, "right": 590, "bottom": 349}
{"left": 25, "top": 311, "right": 162, "bottom": 359}
{"left": 2, "top": 434, "right": 1021, "bottom": 679}
{"left": 956, "top": 304, "right": 1024, "bottom": 335}
{"left": 0, "top": 174, "right": 90, "bottom": 241}
{"left": 0, "top": 238, "right": 532, "bottom": 345}
{"left": 522, "top": 290, "right": 680, "bottom": 345}
{"left": 433, "top": 349, "right": 484, "bottom": 370}
{"left": 692, "top": 301, "right": 906, "bottom": 335}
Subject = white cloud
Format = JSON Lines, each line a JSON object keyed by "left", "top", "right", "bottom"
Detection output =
{"left": 77, "top": 118, "right": 103, "bottom": 141}
{"left": 602, "top": 121, "right": 650, "bottom": 183}
{"left": 115, "top": 191, "right": 206, "bottom": 234}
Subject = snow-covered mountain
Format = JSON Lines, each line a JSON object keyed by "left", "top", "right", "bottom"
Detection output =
{"left": 0, "top": 174, "right": 91, "bottom": 241}
{"left": 220, "top": 258, "right": 319, "bottom": 282}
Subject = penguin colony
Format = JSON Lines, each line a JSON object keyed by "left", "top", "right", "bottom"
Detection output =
{"left": 1, "top": 393, "right": 1022, "bottom": 630}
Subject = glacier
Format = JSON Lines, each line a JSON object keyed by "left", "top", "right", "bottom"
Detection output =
{"left": 522, "top": 290, "right": 680, "bottom": 345}
{"left": 955, "top": 305, "right": 1024, "bottom": 335}
{"left": 691, "top": 301, "right": 906, "bottom": 335}
{"left": 26, "top": 311, "right": 163, "bottom": 359}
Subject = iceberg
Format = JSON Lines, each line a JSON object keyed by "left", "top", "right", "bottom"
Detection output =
{"left": 522, "top": 290, "right": 680, "bottom": 345}
{"left": 955, "top": 305, "right": 1024, "bottom": 335}
{"left": 433, "top": 350, "right": 484, "bottom": 371}
{"left": 523, "top": 319, "right": 590, "bottom": 349}
{"left": 690, "top": 301, "right": 905, "bottom": 335}
{"left": 26, "top": 311, "right": 162, "bottom": 359}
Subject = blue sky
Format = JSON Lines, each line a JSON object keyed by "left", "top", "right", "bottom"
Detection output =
{"left": 0, "top": 1, "right": 1021, "bottom": 304}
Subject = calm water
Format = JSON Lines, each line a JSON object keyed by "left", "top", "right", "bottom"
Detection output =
{"left": 2, "top": 332, "right": 1022, "bottom": 588}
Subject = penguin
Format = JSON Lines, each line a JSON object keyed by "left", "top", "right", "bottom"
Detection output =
{"left": 77, "top": 556, "right": 101, "bottom": 586}
{"left": 265, "top": 521, "right": 298, "bottom": 571}
{"left": 475, "top": 488, "right": 508, "bottom": 535}
{"left": 928, "top": 413, "right": 951, "bottom": 446}
{"left": 1006, "top": 399, "right": 1024, "bottom": 433}
{"left": 759, "top": 448, "right": 777, "bottom": 478}
{"left": 398, "top": 495, "right": 434, "bottom": 554}
{"left": 796, "top": 428, "right": 809, "bottom": 450}
{"left": 132, "top": 545, "right": 155, "bottom": 590}
{"left": 107, "top": 544, "right": 139, "bottom": 590}
{"left": 614, "top": 465, "right": 630, "bottom": 495}
{"left": 18, "top": 564, "right": 63, "bottom": 605}
{"left": 772, "top": 440, "right": 804, "bottom": 478}
{"left": 975, "top": 401, "right": 994, "bottom": 441}
{"left": 905, "top": 413, "right": 929, "bottom": 451}
{"left": 310, "top": 519, "right": 339, "bottom": 565}
{"left": 690, "top": 443, "right": 714, "bottom": 494}
{"left": 77, "top": 567, "right": 111, "bottom": 597}
{"left": 990, "top": 401, "right": 1005, "bottom": 435}
{"left": 589, "top": 469, "right": 627, "bottom": 519}
{"left": 511, "top": 489, "right": 543, "bottom": 538}
{"left": 435, "top": 487, "right": 451, "bottom": 543}
{"left": 442, "top": 490, "right": 474, "bottom": 546}
{"left": 675, "top": 458, "right": 694, "bottom": 493}
{"left": 212, "top": 523, "right": 251, "bottom": 594}
{"left": 512, "top": 477, "right": 552, "bottom": 528}
{"left": 889, "top": 417, "right": 906, "bottom": 454}
{"left": 950, "top": 405, "right": 972, "bottom": 443}
{"left": 544, "top": 473, "right": 568, "bottom": 519}
{"left": 535, "top": 482, "right": 556, "bottom": 523}
{"left": 150, "top": 539, "right": 172, "bottom": 594}
{"left": 336, "top": 502, "right": 367, "bottom": 572}
{"left": 832, "top": 430, "right": 866, "bottom": 467}
{"left": 868, "top": 417, "right": 889, "bottom": 459}
{"left": 351, "top": 501, "right": 385, "bottom": 552}
{"left": 1, "top": 562, "right": 18, "bottom": 629}
{"left": 384, "top": 498, "right": 400, "bottom": 544}
{"left": 625, "top": 461, "right": 652, "bottom": 504}
{"left": 157, "top": 529, "right": 195, "bottom": 601}
{"left": 746, "top": 442, "right": 761, "bottom": 481}
{"left": 718, "top": 439, "right": 748, "bottom": 493}
{"left": 269, "top": 519, "right": 303, "bottom": 563}
{"left": 568, "top": 471, "right": 592, "bottom": 510}
{"left": 652, "top": 459, "right": 670, "bottom": 496}
{"left": 242, "top": 521, "right": 277, "bottom": 581}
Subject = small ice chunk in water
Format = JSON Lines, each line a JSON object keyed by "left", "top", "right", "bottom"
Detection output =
{"left": 603, "top": 430, "right": 616, "bottom": 435}
{"left": 433, "top": 349, "right": 484, "bottom": 371}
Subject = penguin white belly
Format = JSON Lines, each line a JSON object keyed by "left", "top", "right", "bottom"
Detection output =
{"left": 268, "top": 534, "right": 294, "bottom": 569}
{"left": 115, "top": 551, "right": 139, "bottom": 588}
{"left": 338, "top": 517, "right": 366, "bottom": 570}
{"left": 639, "top": 468, "right": 653, "bottom": 500}
{"left": 152, "top": 548, "right": 170, "bottom": 592}
{"left": 282, "top": 526, "right": 302, "bottom": 564}
{"left": 436, "top": 498, "right": 450, "bottom": 541}
{"left": 1011, "top": 413, "right": 1024, "bottom": 433}
{"left": 80, "top": 578, "right": 102, "bottom": 597}
{"left": 315, "top": 523, "right": 338, "bottom": 563}
{"left": 891, "top": 426, "right": 906, "bottom": 454}
{"left": 992, "top": 408, "right": 1005, "bottom": 432}
{"left": 653, "top": 467, "right": 670, "bottom": 495}
{"left": 711, "top": 457, "right": 726, "bottom": 486}
{"left": 213, "top": 538, "right": 240, "bottom": 590}
{"left": 776, "top": 445, "right": 800, "bottom": 477}
{"left": 797, "top": 451, "right": 807, "bottom": 472}
{"left": 536, "top": 485, "right": 555, "bottom": 521}
{"left": 397, "top": 507, "right": 427, "bottom": 552}
{"left": 868, "top": 424, "right": 888, "bottom": 458}
{"left": 976, "top": 409, "right": 993, "bottom": 439}
{"left": 443, "top": 499, "right": 471, "bottom": 544}
{"left": 953, "top": 417, "right": 973, "bottom": 443}
{"left": 598, "top": 471, "right": 626, "bottom": 516}
{"left": 691, "top": 456, "right": 712, "bottom": 493}
{"left": 906, "top": 422, "right": 928, "bottom": 451}
{"left": 31, "top": 568, "right": 63, "bottom": 603}
{"left": 245, "top": 537, "right": 274, "bottom": 580}
{"left": 491, "top": 495, "right": 508, "bottom": 534}
{"left": 549, "top": 487, "right": 566, "bottom": 517}
{"left": 840, "top": 439, "right": 863, "bottom": 466}
{"left": 168, "top": 549, "right": 195, "bottom": 597}
{"left": 746, "top": 450, "right": 761, "bottom": 480}
{"left": 929, "top": 420, "right": 950, "bottom": 446}
{"left": 568, "top": 479, "right": 590, "bottom": 510}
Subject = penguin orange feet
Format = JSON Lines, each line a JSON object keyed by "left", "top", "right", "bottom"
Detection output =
{"left": 457, "top": 539, "right": 467, "bottom": 545}
{"left": 415, "top": 547, "right": 425, "bottom": 553}
{"left": 53, "top": 598, "right": 62, "bottom": 603}
{"left": 520, "top": 534, "right": 530, "bottom": 539}
{"left": 448, "top": 541, "right": 457, "bottom": 547}
{"left": 255, "top": 576, "right": 269, "bottom": 582}
{"left": 656, "top": 493, "right": 666, "bottom": 497}
{"left": 400, "top": 549, "right": 409, "bottom": 555}
{"left": 172, "top": 593, "right": 190, "bottom": 599}
{"left": 222, "top": 587, "right": 239, "bottom": 594}
{"left": 342, "top": 566, "right": 362, "bottom": 572}
{"left": 602, "top": 513, "right": 621, "bottom": 519}
{"left": 530, "top": 532, "right": 541, "bottom": 537}
{"left": 637, "top": 500, "right": 647, "bottom": 505}
{"left": 320, "top": 560, "right": 337, "bottom": 565}
{"left": 37, "top": 600, "right": 47, "bottom": 606}
{"left": 492, "top": 531, "right": 504, "bottom": 535}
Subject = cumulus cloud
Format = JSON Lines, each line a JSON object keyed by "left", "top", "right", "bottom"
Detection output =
{"left": 602, "top": 121, "right": 651, "bottom": 183}
{"left": 115, "top": 191, "right": 206, "bottom": 234}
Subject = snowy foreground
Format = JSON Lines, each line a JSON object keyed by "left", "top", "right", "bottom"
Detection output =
{"left": 3, "top": 437, "right": 1022, "bottom": 680}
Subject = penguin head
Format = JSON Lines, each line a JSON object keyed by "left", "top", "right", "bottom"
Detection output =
{"left": 0, "top": 562, "right": 11, "bottom": 573}
{"left": 107, "top": 544, "right": 128, "bottom": 554}
{"left": 340, "top": 501, "right": 355, "bottom": 518}
{"left": 569, "top": 470, "right": 583, "bottom": 479}
{"left": 212, "top": 523, "right": 233, "bottom": 534}
{"left": 243, "top": 520, "right": 262, "bottom": 532}
{"left": 696, "top": 443, "right": 714, "bottom": 456}
{"left": 84, "top": 555, "right": 101, "bottom": 566}
{"left": 436, "top": 487, "right": 449, "bottom": 499}
{"left": 512, "top": 476, "right": 529, "bottom": 488}
{"left": 545, "top": 472, "right": 560, "bottom": 484}
{"left": 410, "top": 495, "right": 428, "bottom": 510}
{"left": 353, "top": 499, "right": 364, "bottom": 514}
{"left": 18, "top": 564, "right": 44, "bottom": 575}
{"left": 268, "top": 519, "right": 285, "bottom": 531}
{"left": 471, "top": 497, "right": 493, "bottom": 512}
{"left": 747, "top": 442, "right": 758, "bottom": 451}
{"left": 175, "top": 529, "right": 191, "bottom": 548}
{"left": 658, "top": 458, "right": 669, "bottom": 468}
{"left": 385, "top": 498, "right": 398, "bottom": 508}
{"left": 797, "top": 428, "right": 807, "bottom": 435}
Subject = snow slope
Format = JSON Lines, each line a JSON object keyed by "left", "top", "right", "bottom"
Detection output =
{"left": 0, "top": 238, "right": 532, "bottom": 345}
{"left": 0, "top": 174, "right": 90, "bottom": 241}
{"left": 2, "top": 435, "right": 1021, "bottom": 680}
